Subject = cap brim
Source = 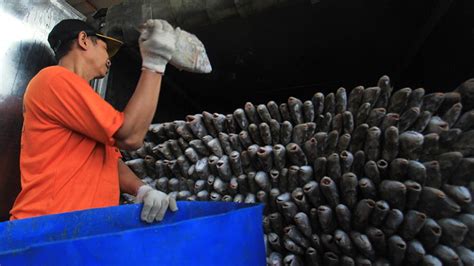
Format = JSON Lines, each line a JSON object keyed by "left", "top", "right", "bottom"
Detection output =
{"left": 96, "top": 33, "right": 123, "bottom": 57}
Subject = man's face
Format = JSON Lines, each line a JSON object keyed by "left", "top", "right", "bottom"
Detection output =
{"left": 89, "top": 37, "right": 110, "bottom": 79}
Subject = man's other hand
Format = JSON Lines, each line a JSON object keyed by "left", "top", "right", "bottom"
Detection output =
{"left": 135, "top": 185, "right": 178, "bottom": 223}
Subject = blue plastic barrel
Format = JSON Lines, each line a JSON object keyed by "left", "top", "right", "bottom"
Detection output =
{"left": 0, "top": 202, "right": 265, "bottom": 265}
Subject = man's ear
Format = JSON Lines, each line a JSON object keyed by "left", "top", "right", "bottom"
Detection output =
{"left": 77, "top": 31, "right": 89, "bottom": 50}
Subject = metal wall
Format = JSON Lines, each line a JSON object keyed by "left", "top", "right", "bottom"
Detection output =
{"left": 0, "top": 0, "right": 83, "bottom": 221}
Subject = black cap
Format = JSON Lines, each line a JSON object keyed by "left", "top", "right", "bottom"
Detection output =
{"left": 48, "top": 19, "right": 123, "bottom": 57}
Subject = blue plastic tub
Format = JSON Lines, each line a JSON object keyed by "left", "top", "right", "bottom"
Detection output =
{"left": 0, "top": 202, "right": 265, "bottom": 265}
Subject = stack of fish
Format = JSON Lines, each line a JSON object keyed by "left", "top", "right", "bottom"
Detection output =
{"left": 121, "top": 76, "right": 474, "bottom": 266}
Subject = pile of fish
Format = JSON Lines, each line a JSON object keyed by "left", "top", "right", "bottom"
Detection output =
{"left": 121, "top": 76, "right": 474, "bottom": 266}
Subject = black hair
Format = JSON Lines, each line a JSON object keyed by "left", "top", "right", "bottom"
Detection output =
{"left": 54, "top": 35, "right": 99, "bottom": 62}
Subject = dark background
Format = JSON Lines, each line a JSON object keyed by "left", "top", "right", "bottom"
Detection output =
{"left": 107, "top": 0, "right": 474, "bottom": 122}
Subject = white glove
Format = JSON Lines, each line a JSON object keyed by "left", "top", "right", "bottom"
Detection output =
{"left": 170, "top": 27, "right": 212, "bottom": 73}
{"left": 135, "top": 185, "right": 178, "bottom": 223}
{"left": 139, "top": 19, "right": 176, "bottom": 74}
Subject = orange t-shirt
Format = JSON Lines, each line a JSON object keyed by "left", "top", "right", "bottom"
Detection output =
{"left": 10, "top": 66, "right": 125, "bottom": 220}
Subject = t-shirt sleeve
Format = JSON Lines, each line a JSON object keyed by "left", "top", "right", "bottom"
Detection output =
{"left": 44, "top": 73, "right": 124, "bottom": 146}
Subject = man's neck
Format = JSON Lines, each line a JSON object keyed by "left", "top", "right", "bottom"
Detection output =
{"left": 58, "top": 53, "right": 93, "bottom": 81}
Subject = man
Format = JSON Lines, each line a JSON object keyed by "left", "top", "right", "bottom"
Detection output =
{"left": 10, "top": 19, "right": 177, "bottom": 223}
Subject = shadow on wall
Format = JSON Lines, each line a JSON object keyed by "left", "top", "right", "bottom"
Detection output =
{"left": 0, "top": 40, "right": 56, "bottom": 221}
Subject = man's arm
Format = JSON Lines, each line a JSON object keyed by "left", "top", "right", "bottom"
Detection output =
{"left": 114, "top": 20, "right": 176, "bottom": 150}
{"left": 114, "top": 71, "right": 163, "bottom": 150}
{"left": 118, "top": 159, "right": 145, "bottom": 195}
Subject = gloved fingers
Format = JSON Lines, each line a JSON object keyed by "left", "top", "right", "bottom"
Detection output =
{"left": 139, "top": 20, "right": 155, "bottom": 41}
{"left": 138, "top": 20, "right": 149, "bottom": 32}
{"left": 160, "top": 20, "right": 174, "bottom": 32}
{"left": 169, "top": 194, "right": 178, "bottom": 212}
{"left": 146, "top": 198, "right": 162, "bottom": 223}
{"left": 140, "top": 19, "right": 174, "bottom": 35}
{"left": 149, "top": 19, "right": 164, "bottom": 32}
{"left": 139, "top": 27, "right": 150, "bottom": 42}
{"left": 141, "top": 194, "right": 154, "bottom": 221}
{"left": 149, "top": 19, "right": 171, "bottom": 35}
{"left": 155, "top": 197, "right": 170, "bottom": 221}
